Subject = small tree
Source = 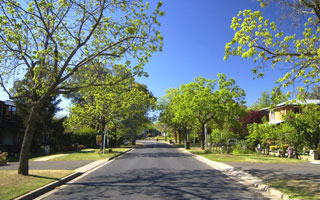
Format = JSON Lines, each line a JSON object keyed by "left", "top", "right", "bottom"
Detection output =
{"left": 285, "top": 105, "right": 320, "bottom": 150}
{"left": 247, "top": 120, "right": 278, "bottom": 154}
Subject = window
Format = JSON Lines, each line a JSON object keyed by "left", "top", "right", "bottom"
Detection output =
{"left": 293, "top": 107, "right": 300, "bottom": 114}
{"left": 270, "top": 110, "right": 275, "bottom": 121}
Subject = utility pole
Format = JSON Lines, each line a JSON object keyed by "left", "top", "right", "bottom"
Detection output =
{"left": 204, "top": 124, "right": 208, "bottom": 149}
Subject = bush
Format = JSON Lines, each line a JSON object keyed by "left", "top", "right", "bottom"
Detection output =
{"left": 221, "top": 146, "right": 233, "bottom": 154}
{"left": 232, "top": 142, "right": 250, "bottom": 154}
{"left": 0, "top": 152, "right": 8, "bottom": 166}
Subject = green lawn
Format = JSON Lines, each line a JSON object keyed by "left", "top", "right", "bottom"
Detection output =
{"left": 172, "top": 142, "right": 201, "bottom": 148}
{"left": 267, "top": 179, "right": 320, "bottom": 200}
{"left": 0, "top": 170, "right": 73, "bottom": 200}
{"left": 189, "top": 149, "right": 307, "bottom": 164}
{"left": 50, "top": 148, "right": 130, "bottom": 161}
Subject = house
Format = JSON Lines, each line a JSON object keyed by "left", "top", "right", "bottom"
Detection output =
{"left": 0, "top": 100, "right": 24, "bottom": 153}
{"left": 266, "top": 99, "right": 320, "bottom": 124}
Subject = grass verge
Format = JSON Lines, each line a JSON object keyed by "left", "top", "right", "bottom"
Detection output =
{"left": 267, "top": 179, "right": 320, "bottom": 200}
{"left": 0, "top": 170, "right": 73, "bottom": 200}
{"left": 50, "top": 148, "right": 130, "bottom": 161}
{"left": 189, "top": 150, "right": 307, "bottom": 164}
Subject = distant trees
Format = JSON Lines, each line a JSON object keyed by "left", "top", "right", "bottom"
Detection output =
{"left": 159, "top": 74, "right": 246, "bottom": 150}
{"left": 306, "top": 85, "right": 320, "bottom": 99}
{"left": 251, "top": 91, "right": 271, "bottom": 110}
{"left": 66, "top": 72, "right": 156, "bottom": 148}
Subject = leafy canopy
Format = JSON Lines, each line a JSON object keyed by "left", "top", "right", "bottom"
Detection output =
{"left": 0, "top": 0, "right": 164, "bottom": 101}
{"left": 225, "top": 0, "right": 320, "bottom": 99}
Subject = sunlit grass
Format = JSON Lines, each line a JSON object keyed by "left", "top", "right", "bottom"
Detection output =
{"left": 189, "top": 150, "right": 307, "bottom": 163}
{"left": 0, "top": 170, "right": 73, "bottom": 200}
{"left": 50, "top": 148, "right": 130, "bottom": 161}
{"left": 267, "top": 179, "right": 320, "bottom": 200}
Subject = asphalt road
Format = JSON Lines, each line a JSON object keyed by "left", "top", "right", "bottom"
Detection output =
{"left": 42, "top": 141, "right": 270, "bottom": 200}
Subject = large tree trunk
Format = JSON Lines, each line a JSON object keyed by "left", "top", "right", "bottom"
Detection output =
{"left": 200, "top": 124, "right": 205, "bottom": 150}
{"left": 178, "top": 130, "right": 182, "bottom": 144}
{"left": 18, "top": 105, "right": 39, "bottom": 175}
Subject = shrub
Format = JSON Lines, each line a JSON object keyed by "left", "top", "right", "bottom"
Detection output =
{"left": 232, "top": 142, "right": 250, "bottom": 154}
{"left": 221, "top": 146, "right": 233, "bottom": 154}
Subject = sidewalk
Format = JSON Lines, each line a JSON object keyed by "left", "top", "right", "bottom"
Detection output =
{"left": 33, "top": 154, "right": 68, "bottom": 161}
{"left": 0, "top": 149, "right": 133, "bottom": 200}
{"left": 178, "top": 148, "right": 320, "bottom": 200}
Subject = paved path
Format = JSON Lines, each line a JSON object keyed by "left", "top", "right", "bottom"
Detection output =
{"left": 0, "top": 160, "right": 94, "bottom": 170}
{"left": 33, "top": 154, "right": 68, "bottom": 161}
{"left": 41, "top": 141, "right": 271, "bottom": 200}
{"left": 227, "top": 162, "right": 320, "bottom": 181}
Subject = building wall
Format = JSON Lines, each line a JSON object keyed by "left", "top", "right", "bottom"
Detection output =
{"left": 269, "top": 106, "right": 301, "bottom": 122}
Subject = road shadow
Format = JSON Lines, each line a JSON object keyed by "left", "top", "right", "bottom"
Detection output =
{"left": 119, "top": 152, "right": 193, "bottom": 159}
{"left": 46, "top": 168, "right": 268, "bottom": 200}
{"left": 139, "top": 143, "right": 173, "bottom": 148}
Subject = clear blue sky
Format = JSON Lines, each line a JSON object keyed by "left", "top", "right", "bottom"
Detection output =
{"left": 137, "top": 0, "right": 284, "bottom": 106}
{"left": 0, "top": 0, "right": 288, "bottom": 114}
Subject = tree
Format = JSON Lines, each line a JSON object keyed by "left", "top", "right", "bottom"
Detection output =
{"left": 251, "top": 91, "right": 271, "bottom": 109}
{"left": 225, "top": 0, "right": 320, "bottom": 100}
{"left": 237, "top": 110, "right": 264, "bottom": 139}
{"left": 158, "top": 88, "right": 188, "bottom": 144}
{"left": 0, "top": 0, "right": 163, "bottom": 175}
{"left": 284, "top": 104, "right": 320, "bottom": 150}
{"left": 247, "top": 120, "right": 278, "bottom": 154}
{"left": 306, "top": 85, "right": 320, "bottom": 99}
{"left": 67, "top": 73, "right": 155, "bottom": 148}
{"left": 178, "top": 74, "right": 245, "bottom": 150}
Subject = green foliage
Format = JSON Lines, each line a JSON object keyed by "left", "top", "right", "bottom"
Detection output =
{"left": 0, "top": 0, "right": 164, "bottom": 174}
{"left": 284, "top": 104, "right": 320, "bottom": 150}
{"left": 251, "top": 91, "right": 287, "bottom": 109}
{"left": 306, "top": 85, "right": 320, "bottom": 99}
{"left": 73, "top": 127, "right": 97, "bottom": 136}
{"left": 66, "top": 76, "right": 155, "bottom": 147}
{"left": 247, "top": 119, "right": 277, "bottom": 150}
{"left": 225, "top": 2, "right": 320, "bottom": 98}
{"left": 159, "top": 74, "right": 246, "bottom": 149}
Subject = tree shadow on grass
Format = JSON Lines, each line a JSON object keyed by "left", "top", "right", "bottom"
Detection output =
{"left": 28, "top": 174, "right": 60, "bottom": 181}
{"left": 118, "top": 152, "right": 193, "bottom": 160}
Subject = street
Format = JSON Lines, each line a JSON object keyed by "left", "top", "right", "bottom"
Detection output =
{"left": 41, "top": 141, "right": 270, "bottom": 200}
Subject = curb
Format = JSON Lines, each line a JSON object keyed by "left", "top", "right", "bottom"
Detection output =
{"left": 15, "top": 172, "right": 83, "bottom": 200}
{"left": 108, "top": 149, "right": 132, "bottom": 161}
{"left": 14, "top": 148, "right": 133, "bottom": 200}
{"left": 178, "top": 148, "right": 290, "bottom": 200}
